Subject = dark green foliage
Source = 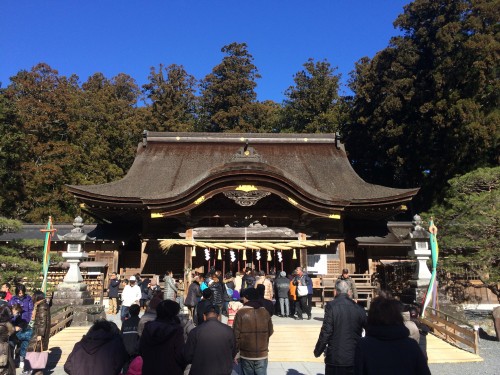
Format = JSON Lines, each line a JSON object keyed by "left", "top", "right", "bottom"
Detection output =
{"left": 198, "top": 42, "right": 261, "bottom": 132}
{"left": 3, "top": 64, "right": 143, "bottom": 222}
{"left": 0, "top": 92, "right": 25, "bottom": 217}
{"left": 0, "top": 217, "right": 22, "bottom": 235}
{"left": 346, "top": 0, "right": 499, "bottom": 209}
{"left": 281, "top": 58, "right": 344, "bottom": 133}
{"left": 142, "top": 64, "right": 197, "bottom": 132}
{"left": 424, "top": 167, "right": 500, "bottom": 300}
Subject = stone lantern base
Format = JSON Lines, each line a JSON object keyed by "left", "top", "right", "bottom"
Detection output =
{"left": 52, "top": 282, "right": 98, "bottom": 326}
{"left": 401, "top": 280, "right": 430, "bottom": 305}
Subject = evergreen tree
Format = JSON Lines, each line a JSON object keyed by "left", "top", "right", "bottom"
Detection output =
{"left": 198, "top": 42, "right": 261, "bottom": 132}
{"left": 281, "top": 58, "right": 343, "bottom": 133}
{"left": 142, "top": 64, "right": 197, "bottom": 132}
{"left": 425, "top": 167, "right": 499, "bottom": 301}
{"left": 0, "top": 91, "right": 26, "bottom": 218}
{"left": 5, "top": 63, "right": 81, "bottom": 222}
{"left": 346, "top": 0, "right": 499, "bottom": 208}
{"left": 77, "top": 72, "right": 142, "bottom": 183}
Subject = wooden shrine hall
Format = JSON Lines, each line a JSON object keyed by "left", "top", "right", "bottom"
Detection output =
{"left": 66, "top": 132, "right": 419, "bottom": 280}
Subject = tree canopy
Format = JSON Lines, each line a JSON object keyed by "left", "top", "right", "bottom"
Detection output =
{"left": 425, "top": 166, "right": 499, "bottom": 300}
{"left": 198, "top": 42, "right": 261, "bottom": 132}
{"left": 281, "top": 58, "right": 344, "bottom": 133}
{"left": 346, "top": 0, "right": 499, "bottom": 209}
{"left": 142, "top": 64, "right": 197, "bottom": 132}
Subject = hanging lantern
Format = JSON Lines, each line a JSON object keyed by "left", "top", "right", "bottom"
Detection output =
{"left": 217, "top": 249, "right": 222, "bottom": 260}
{"left": 191, "top": 246, "right": 196, "bottom": 257}
{"left": 292, "top": 248, "right": 297, "bottom": 260}
{"left": 242, "top": 249, "right": 247, "bottom": 261}
{"left": 267, "top": 250, "right": 272, "bottom": 262}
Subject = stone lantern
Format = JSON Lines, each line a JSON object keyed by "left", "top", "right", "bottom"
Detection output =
{"left": 400, "top": 214, "right": 432, "bottom": 304}
{"left": 52, "top": 216, "right": 95, "bottom": 324}
{"left": 59, "top": 216, "right": 89, "bottom": 288}
{"left": 408, "top": 214, "right": 432, "bottom": 286}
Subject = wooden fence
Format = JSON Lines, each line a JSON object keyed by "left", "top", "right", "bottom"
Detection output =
{"left": 49, "top": 305, "right": 74, "bottom": 337}
{"left": 318, "top": 274, "right": 376, "bottom": 308}
{"left": 421, "top": 306, "right": 479, "bottom": 354}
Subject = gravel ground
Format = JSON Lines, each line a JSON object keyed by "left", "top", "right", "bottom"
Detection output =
{"left": 429, "top": 337, "right": 500, "bottom": 375}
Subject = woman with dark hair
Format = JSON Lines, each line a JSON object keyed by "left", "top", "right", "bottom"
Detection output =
{"left": 0, "top": 305, "right": 15, "bottom": 375}
{"left": 184, "top": 275, "right": 201, "bottom": 320}
{"left": 354, "top": 296, "right": 430, "bottom": 375}
{"left": 139, "top": 300, "right": 185, "bottom": 375}
{"left": 25, "top": 291, "right": 50, "bottom": 375}
{"left": 64, "top": 319, "right": 128, "bottom": 375}
{"left": 139, "top": 277, "right": 150, "bottom": 311}
{"left": 8, "top": 285, "right": 33, "bottom": 324}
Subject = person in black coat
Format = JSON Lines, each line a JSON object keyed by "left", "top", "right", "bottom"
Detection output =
{"left": 107, "top": 272, "right": 121, "bottom": 315}
{"left": 314, "top": 280, "right": 367, "bottom": 375}
{"left": 184, "top": 304, "right": 237, "bottom": 375}
{"left": 184, "top": 276, "right": 202, "bottom": 320}
{"left": 64, "top": 319, "right": 128, "bottom": 375}
{"left": 354, "top": 296, "right": 431, "bottom": 375}
{"left": 121, "top": 304, "right": 140, "bottom": 357}
{"left": 194, "top": 288, "right": 214, "bottom": 326}
{"left": 208, "top": 277, "right": 224, "bottom": 316}
{"left": 139, "top": 300, "right": 185, "bottom": 375}
{"left": 241, "top": 269, "right": 255, "bottom": 291}
{"left": 139, "top": 278, "right": 150, "bottom": 311}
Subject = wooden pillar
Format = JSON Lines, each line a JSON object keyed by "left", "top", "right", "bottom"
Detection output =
{"left": 339, "top": 241, "right": 346, "bottom": 272}
{"left": 184, "top": 229, "right": 194, "bottom": 288}
{"left": 299, "top": 233, "right": 308, "bottom": 269}
{"left": 113, "top": 249, "right": 119, "bottom": 273}
{"left": 140, "top": 240, "right": 148, "bottom": 273}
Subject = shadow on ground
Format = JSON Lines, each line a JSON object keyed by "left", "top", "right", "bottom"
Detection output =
{"left": 47, "top": 346, "right": 62, "bottom": 371}
{"left": 478, "top": 328, "right": 498, "bottom": 341}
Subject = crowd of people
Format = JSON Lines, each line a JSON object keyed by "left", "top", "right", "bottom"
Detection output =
{"left": 65, "top": 267, "right": 281, "bottom": 375}
{"left": 1, "top": 266, "right": 432, "bottom": 375}
{"left": 0, "top": 282, "right": 51, "bottom": 375}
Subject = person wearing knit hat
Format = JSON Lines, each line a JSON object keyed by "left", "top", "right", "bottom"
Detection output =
{"left": 275, "top": 271, "right": 291, "bottom": 317}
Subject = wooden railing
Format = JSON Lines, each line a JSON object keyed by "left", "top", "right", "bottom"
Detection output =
{"left": 318, "top": 274, "right": 376, "bottom": 308}
{"left": 421, "top": 306, "right": 479, "bottom": 354}
{"left": 49, "top": 305, "right": 74, "bottom": 337}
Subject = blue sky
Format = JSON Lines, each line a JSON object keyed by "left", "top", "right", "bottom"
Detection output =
{"left": 1, "top": 1, "right": 409, "bottom": 102}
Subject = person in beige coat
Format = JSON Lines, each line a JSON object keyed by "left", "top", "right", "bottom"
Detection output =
{"left": 254, "top": 271, "right": 273, "bottom": 301}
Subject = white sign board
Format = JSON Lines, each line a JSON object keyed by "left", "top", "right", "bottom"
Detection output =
{"left": 306, "top": 254, "right": 328, "bottom": 275}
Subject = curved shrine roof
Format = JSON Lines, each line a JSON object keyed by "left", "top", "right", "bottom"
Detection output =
{"left": 67, "top": 132, "right": 418, "bottom": 216}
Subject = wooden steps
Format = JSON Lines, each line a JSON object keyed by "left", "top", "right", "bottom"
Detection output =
{"left": 267, "top": 323, "right": 483, "bottom": 364}
{"left": 268, "top": 324, "right": 323, "bottom": 363}
{"left": 47, "top": 326, "right": 88, "bottom": 367}
{"left": 46, "top": 320, "right": 482, "bottom": 368}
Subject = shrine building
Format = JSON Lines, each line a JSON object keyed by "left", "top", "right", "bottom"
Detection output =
{"left": 62, "top": 131, "right": 418, "bottom": 281}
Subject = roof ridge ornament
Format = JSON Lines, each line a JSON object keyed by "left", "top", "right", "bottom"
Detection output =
{"left": 231, "top": 144, "right": 264, "bottom": 163}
